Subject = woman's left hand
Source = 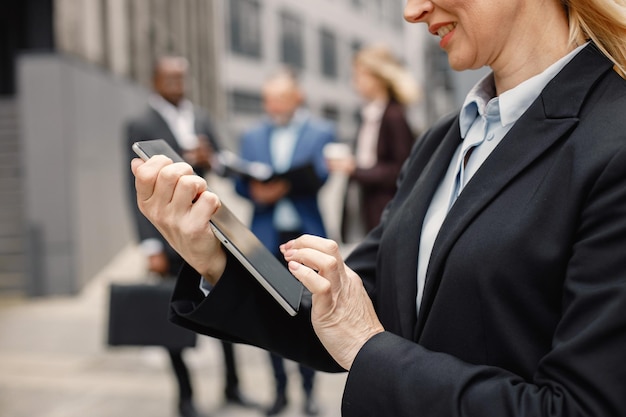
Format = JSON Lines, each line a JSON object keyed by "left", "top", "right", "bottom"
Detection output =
{"left": 325, "top": 155, "right": 356, "bottom": 175}
{"left": 281, "top": 235, "right": 384, "bottom": 370}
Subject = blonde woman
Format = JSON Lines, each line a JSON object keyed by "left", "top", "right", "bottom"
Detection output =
{"left": 133, "top": 0, "right": 626, "bottom": 415}
{"left": 328, "top": 45, "right": 420, "bottom": 240}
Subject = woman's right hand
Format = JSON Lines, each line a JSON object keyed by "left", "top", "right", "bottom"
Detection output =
{"left": 131, "top": 155, "right": 227, "bottom": 285}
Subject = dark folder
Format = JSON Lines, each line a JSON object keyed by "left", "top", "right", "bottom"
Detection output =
{"left": 214, "top": 150, "right": 322, "bottom": 194}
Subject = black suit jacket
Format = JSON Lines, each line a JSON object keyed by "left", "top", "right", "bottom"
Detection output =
{"left": 170, "top": 43, "right": 626, "bottom": 416}
{"left": 125, "top": 104, "right": 220, "bottom": 276}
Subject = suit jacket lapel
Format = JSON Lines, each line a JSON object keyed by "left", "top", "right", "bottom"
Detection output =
{"left": 382, "top": 116, "right": 461, "bottom": 338}
{"left": 149, "top": 108, "right": 179, "bottom": 150}
{"left": 192, "top": 108, "right": 203, "bottom": 134}
{"left": 414, "top": 43, "right": 614, "bottom": 337}
{"left": 290, "top": 120, "right": 311, "bottom": 168}
{"left": 257, "top": 124, "right": 274, "bottom": 166}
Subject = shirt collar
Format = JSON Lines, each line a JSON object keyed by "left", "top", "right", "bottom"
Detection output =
{"left": 269, "top": 108, "right": 309, "bottom": 131}
{"left": 459, "top": 42, "right": 588, "bottom": 138}
{"left": 361, "top": 99, "right": 387, "bottom": 122}
{"left": 459, "top": 74, "right": 495, "bottom": 137}
{"left": 149, "top": 94, "right": 193, "bottom": 116}
{"left": 292, "top": 108, "right": 309, "bottom": 126}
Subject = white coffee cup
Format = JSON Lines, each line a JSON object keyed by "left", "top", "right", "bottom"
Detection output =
{"left": 323, "top": 143, "right": 352, "bottom": 160}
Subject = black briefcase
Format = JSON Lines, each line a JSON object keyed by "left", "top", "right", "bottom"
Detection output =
{"left": 107, "top": 281, "right": 197, "bottom": 349}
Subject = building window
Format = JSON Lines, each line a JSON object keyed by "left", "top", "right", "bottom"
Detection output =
{"left": 320, "top": 28, "right": 338, "bottom": 79}
{"left": 351, "top": 0, "right": 364, "bottom": 9}
{"left": 229, "top": 0, "right": 262, "bottom": 58}
{"left": 230, "top": 90, "right": 264, "bottom": 115}
{"left": 351, "top": 39, "right": 363, "bottom": 53}
{"left": 372, "top": 0, "right": 383, "bottom": 22}
{"left": 350, "top": 39, "right": 363, "bottom": 72}
{"left": 279, "top": 10, "right": 304, "bottom": 69}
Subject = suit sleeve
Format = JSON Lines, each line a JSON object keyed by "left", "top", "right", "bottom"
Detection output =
{"left": 195, "top": 110, "right": 222, "bottom": 152}
{"left": 169, "top": 253, "right": 344, "bottom": 373}
{"left": 287, "top": 123, "right": 336, "bottom": 197}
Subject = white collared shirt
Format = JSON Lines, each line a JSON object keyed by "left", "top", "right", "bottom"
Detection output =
{"left": 415, "top": 44, "right": 587, "bottom": 314}
{"left": 355, "top": 100, "right": 387, "bottom": 169}
{"left": 140, "top": 96, "right": 199, "bottom": 257}
{"left": 270, "top": 110, "right": 309, "bottom": 232}
{"left": 149, "top": 95, "right": 199, "bottom": 150}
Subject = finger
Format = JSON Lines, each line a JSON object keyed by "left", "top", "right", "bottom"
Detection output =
{"left": 286, "top": 247, "right": 339, "bottom": 277}
{"left": 131, "top": 158, "right": 144, "bottom": 175}
{"left": 282, "top": 235, "right": 342, "bottom": 272}
{"left": 288, "top": 261, "right": 336, "bottom": 317}
{"left": 133, "top": 155, "right": 173, "bottom": 202}
{"left": 288, "top": 234, "right": 341, "bottom": 255}
{"left": 288, "top": 261, "right": 332, "bottom": 297}
{"left": 185, "top": 190, "right": 222, "bottom": 234}
{"left": 170, "top": 174, "right": 209, "bottom": 211}
{"left": 192, "top": 190, "right": 221, "bottom": 215}
{"left": 150, "top": 162, "right": 195, "bottom": 206}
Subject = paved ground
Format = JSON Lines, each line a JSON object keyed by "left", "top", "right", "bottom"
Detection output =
{"left": 0, "top": 174, "right": 352, "bottom": 417}
{"left": 0, "top": 244, "right": 348, "bottom": 417}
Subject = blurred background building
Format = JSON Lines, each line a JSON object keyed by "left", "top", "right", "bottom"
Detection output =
{"left": 0, "top": 0, "right": 485, "bottom": 298}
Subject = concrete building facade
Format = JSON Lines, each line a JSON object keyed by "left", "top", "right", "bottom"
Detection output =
{"left": 2, "top": 0, "right": 482, "bottom": 296}
{"left": 52, "top": 0, "right": 434, "bottom": 145}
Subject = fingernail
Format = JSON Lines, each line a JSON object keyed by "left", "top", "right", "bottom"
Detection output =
{"left": 283, "top": 249, "right": 295, "bottom": 258}
{"left": 288, "top": 261, "right": 300, "bottom": 271}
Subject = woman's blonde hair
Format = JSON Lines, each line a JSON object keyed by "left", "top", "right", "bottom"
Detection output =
{"left": 565, "top": 0, "right": 626, "bottom": 76}
{"left": 354, "top": 45, "right": 421, "bottom": 105}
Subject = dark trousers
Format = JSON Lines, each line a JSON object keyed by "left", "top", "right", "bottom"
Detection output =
{"left": 164, "top": 257, "right": 240, "bottom": 402}
{"left": 168, "top": 349, "right": 193, "bottom": 402}
{"left": 222, "top": 340, "right": 239, "bottom": 394}
{"left": 167, "top": 340, "right": 239, "bottom": 403}
{"left": 268, "top": 231, "right": 316, "bottom": 397}
{"left": 268, "top": 351, "right": 316, "bottom": 396}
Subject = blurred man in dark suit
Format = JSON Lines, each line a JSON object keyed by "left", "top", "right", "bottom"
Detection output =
{"left": 125, "top": 55, "right": 253, "bottom": 417}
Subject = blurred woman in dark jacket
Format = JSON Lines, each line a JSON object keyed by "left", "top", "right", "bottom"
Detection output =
{"left": 327, "top": 45, "right": 420, "bottom": 241}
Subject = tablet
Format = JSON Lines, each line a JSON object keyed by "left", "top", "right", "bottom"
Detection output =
{"left": 132, "top": 139, "right": 303, "bottom": 316}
